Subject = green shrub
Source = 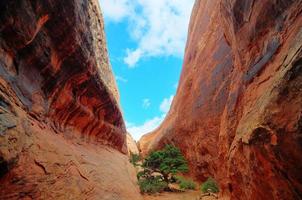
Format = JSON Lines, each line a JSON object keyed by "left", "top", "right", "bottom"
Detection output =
{"left": 137, "top": 171, "right": 145, "bottom": 180}
{"left": 175, "top": 176, "right": 196, "bottom": 190}
{"left": 200, "top": 177, "right": 219, "bottom": 193}
{"left": 137, "top": 168, "right": 153, "bottom": 180}
{"left": 129, "top": 152, "right": 141, "bottom": 166}
{"left": 142, "top": 145, "right": 188, "bottom": 183}
{"left": 138, "top": 176, "right": 168, "bottom": 194}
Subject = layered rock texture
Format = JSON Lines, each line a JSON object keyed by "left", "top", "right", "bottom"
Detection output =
{"left": 0, "top": 0, "right": 141, "bottom": 199}
{"left": 140, "top": 0, "right": 302, "bottom": 199}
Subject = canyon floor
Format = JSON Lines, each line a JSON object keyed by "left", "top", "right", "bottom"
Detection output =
{"left": 142, "top": 191, "right": 217, "bottom": 200}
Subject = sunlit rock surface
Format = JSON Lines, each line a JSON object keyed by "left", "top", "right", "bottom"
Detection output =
{"left": 0, "top": 0, "right": 142, "bottom": 199}
{"left": 140, "top": 0, "right": 302, "bottom": 199}
{"left": 127, "top": 133, "right": 139, "bottom": 156}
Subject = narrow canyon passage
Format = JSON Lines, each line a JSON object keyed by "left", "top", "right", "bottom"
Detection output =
{"left": 0, "top": 0, "right": 301, "bottom": 200}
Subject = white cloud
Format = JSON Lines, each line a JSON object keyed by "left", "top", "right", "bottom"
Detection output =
{"left": 116, "top": 75, "right": 128, "bottom": 83}
{"left": 127, "top": 95, "right": 174, "bottom": 140}
{"left": 124, "top": 49, "right": 142, "bottom": 67}
{"left": 126, "top": 115, "right": 165, "bottom": 141}
{"left": 99, "top": 0, "right": 132, "bottom": 22}
{"left": 99, "top": 0, "right": 195, "bottom": 67}
{"left": 142, "top": 98, "right": 151, "bottom": 109}
{"left": 160, "top": 95, "right": 174, "bottom": 113}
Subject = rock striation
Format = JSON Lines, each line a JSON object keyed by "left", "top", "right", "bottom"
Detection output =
{"left": 139, "top": 0, "right": 302, "bottom": 199}
{"left": 0, "top": 0, "right": 142, "bottom": 199}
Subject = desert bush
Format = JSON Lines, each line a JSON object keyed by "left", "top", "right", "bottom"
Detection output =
{"left": 175, "top": 176, "right": 196, "bottom": 190}
{"left": 200, "top": 177, "right": 219, "bottom": 193}
{"left": 138, "top": 176, "right": 168, "bottom": 194}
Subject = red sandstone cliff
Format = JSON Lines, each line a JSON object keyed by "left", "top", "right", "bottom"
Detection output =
{"left": 0, "top": 0, "right": 142, "bottom": 199}
{"left": 139, "top": 0, "right": 302, "bottom": 199}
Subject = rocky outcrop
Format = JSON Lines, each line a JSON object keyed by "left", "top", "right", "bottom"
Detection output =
{"left": 140, "top": 0, "right": 302, "bottom": 199}
{"left": 0, "top": 0, "right": 142, "bottom": 199}
{"left": 126, "top": 133, "right": 139, "bottom": 156}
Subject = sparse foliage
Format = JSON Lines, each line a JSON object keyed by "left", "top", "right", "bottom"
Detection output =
{"left": 175, "top": 175, "right": 196, "bottom": 190}
{"left": 138, "top": 176, "right": 168, "bottom": 194}
{"left": 129, "top": 152, "right": 141, "bottom": 166}
{"left": 200, "top": 177, "right": 219, "bottom": 193}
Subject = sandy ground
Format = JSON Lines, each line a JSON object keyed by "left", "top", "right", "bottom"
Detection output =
{"left": 142, "top": 191, "right": 217, "bottom": 200}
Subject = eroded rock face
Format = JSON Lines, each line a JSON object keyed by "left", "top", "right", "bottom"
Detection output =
{"left": 126, "top": 133, "right": 139, "bottom": 156}
{"left": 140, "top": 0, "right": 302, "bottom": 199}
{"left": 0, "top": 0, "right": 142, "bottom": 199}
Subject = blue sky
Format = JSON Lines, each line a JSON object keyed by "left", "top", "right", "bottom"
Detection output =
{"left": 99, "top": 0, "right": 194, "bottom": 140}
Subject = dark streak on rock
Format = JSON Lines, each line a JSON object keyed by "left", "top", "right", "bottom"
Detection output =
{"left": 0, "top": 157, "right": 9, "bottom": 178}
{"left": 249, "top": 127, "right": 271, "bottom": 145}
{"left": 34, "top": 160, "right": 48, "bottom": 175}
{"left": 244, "top": 37, "right": 280, "bottom": 84}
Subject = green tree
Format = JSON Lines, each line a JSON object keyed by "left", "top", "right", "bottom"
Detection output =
{"left": 142, "top": 145, "right": 188, "bottom": 183}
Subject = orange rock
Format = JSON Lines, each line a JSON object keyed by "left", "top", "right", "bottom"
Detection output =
{"left": 0, "top": 0, "right": 141, "bottom": 199}
{"left": 127, "top": 133, "right": 140, "bottom": 156}
{"left": 140, "top": 0, "right": 302, "bottom": 199}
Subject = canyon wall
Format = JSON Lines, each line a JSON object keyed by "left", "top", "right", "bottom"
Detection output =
{"left": 140, "top": 0, "right": 302, "bottom": 199}
{"left": 0, "top": 0, "right": 142, "bottom": 199}
{"left": 127, "top": 133, "right": 139, "bottom": 156}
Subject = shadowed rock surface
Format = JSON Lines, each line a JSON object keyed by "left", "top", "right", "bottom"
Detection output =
{"left": 140, "top": 0, "right": 302, "bottom": 199}
{"left": 0, "top": 0, "right": 142, "bottom": 199}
